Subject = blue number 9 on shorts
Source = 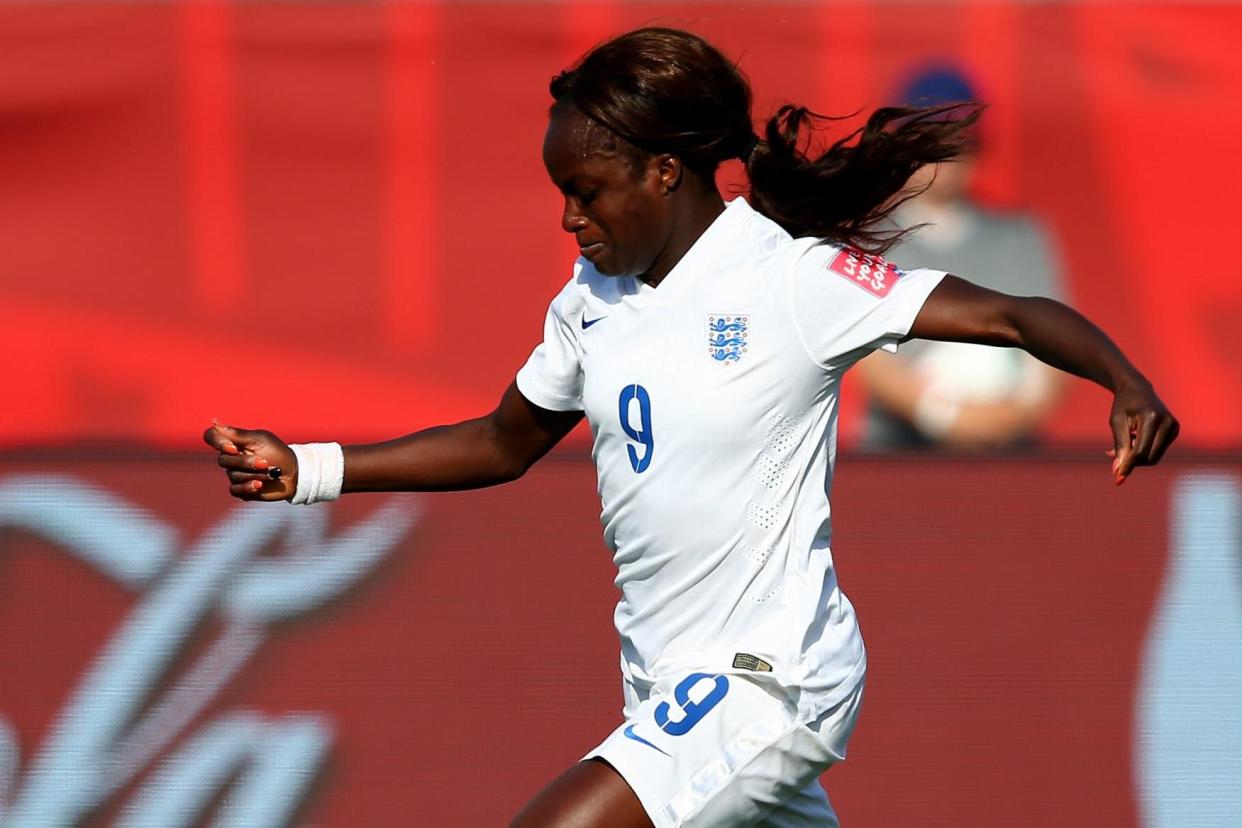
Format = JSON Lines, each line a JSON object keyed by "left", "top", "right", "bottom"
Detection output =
{"left": 655, "top": 673, "right": 729, "bottom": 736}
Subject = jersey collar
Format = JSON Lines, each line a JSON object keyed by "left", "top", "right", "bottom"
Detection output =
{"left": 632, "top": 197, "right": 757, "bottom": 304}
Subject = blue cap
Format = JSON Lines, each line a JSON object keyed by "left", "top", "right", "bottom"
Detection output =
{"left": 896, "top": 66, "right": 980, "bottom": 108}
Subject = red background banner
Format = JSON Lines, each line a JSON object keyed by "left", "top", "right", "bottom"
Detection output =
{"left": 0, "top": 1, "right": 1239, "bottom": 449}
{"left": 2, "top": 452, "right": 1238, "bottom": 825}
{"left": 3, "top": 5, "right": 1240, "bottom": 822}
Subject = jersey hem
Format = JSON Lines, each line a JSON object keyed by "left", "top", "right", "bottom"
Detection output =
{"left": 645, "top": 647, "right": 868, "bottom": 723}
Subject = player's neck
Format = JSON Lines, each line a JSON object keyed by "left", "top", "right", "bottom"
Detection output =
{"left": 639, "top": 191, "right": 726, "bottom": 288}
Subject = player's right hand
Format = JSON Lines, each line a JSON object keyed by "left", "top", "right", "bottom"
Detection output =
{"left": 203, "top": 421, "right": 297, "bottom": 501}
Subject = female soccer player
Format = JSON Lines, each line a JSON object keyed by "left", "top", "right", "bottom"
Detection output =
{"left": 205, "top": 28, "right": 1177, "bottom": 828}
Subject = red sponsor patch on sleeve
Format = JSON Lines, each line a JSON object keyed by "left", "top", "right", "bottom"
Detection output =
{"left": 827, "top": 248, "right": 904, "bottom": 298}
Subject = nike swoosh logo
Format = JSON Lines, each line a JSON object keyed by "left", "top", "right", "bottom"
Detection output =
{"left": 582, "top": 316, "right": 606, "bottom": 330}
{"left": 623, "top": 724, "right": 670, "bottom": 756}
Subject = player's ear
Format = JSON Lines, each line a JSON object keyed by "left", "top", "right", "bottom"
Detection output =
{"left": 656, "top": 154, "right": 682, "bottom": 195}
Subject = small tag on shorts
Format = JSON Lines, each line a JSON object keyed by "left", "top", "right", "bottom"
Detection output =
{"left": 732, "top": 653, "right": 773, "bottom": 672}
{"left": 827, "top": 247, "right": 904, "bottom": 298}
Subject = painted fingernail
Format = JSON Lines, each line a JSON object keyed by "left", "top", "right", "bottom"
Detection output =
{"left": 254, "top": 458, "right": 269, "bottom": 470}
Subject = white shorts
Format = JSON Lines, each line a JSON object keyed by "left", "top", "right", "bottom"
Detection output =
{"left": 584, "top": 671, "right": 864, "bottom": 827}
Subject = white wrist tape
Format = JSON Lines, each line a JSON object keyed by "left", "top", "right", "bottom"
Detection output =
{"left": 288, "top": 442, "right": 345, "bottom": 505}
{"left": 913, "top": 391, "right": 961, "bottom": 440}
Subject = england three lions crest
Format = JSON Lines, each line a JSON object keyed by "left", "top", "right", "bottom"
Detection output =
{"left": 707, "top": 315, "right": 749, "bottom": 365}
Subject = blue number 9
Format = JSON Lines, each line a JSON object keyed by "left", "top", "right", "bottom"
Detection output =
{"left": 618, "top": 384, "right": 654, "bottom": 473}
{"left": 655, "top": 673, "right": 729, "bottom": 736}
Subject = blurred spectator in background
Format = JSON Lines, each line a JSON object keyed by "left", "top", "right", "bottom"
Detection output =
{"left": 858, "top": 66, "right": 1068, "bottom": 449}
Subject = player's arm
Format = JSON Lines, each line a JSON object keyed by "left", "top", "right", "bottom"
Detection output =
{"left": 343, "top": 383, "right": 583, "bottom": 492}
{"left": 204, "top": 382, "right": 583, "bottom": 501}
{"left": 908, "top": 275, "right": 1178, "bottom": 482}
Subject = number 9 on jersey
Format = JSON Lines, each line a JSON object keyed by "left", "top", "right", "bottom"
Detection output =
{"left": 619, "top": 384, "right": 654, "bottom": 473}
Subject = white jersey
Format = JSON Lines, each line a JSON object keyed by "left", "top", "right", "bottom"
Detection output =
{"left": 516, "top": 198, "right": 945, "bottom": 718}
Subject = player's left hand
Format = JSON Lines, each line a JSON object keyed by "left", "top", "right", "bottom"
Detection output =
{"left": 1107, "top": 380, "right": 1178, "bottom": 485}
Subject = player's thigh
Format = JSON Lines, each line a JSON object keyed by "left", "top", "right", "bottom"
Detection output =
{"left": 509, "top": 757, "right": 653, "bottom": 828}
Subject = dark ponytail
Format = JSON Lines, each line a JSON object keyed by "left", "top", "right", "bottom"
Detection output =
{"left": 746, "top": 103, "right": 980, "bottom": 251}
{"left": 551, "top": 27, "right": 979, "bottom": 253}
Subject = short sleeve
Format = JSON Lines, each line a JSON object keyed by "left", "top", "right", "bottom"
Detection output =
{"left": 515, "top": 282, "right": 585, "bottom": 411}
{"left": 790, "top": 243, "right": 947, "bottom": 366}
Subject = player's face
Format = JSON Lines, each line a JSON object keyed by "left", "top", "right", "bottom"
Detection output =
{"left": 542, "top": 108, "right": 673, "bottom": 278}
